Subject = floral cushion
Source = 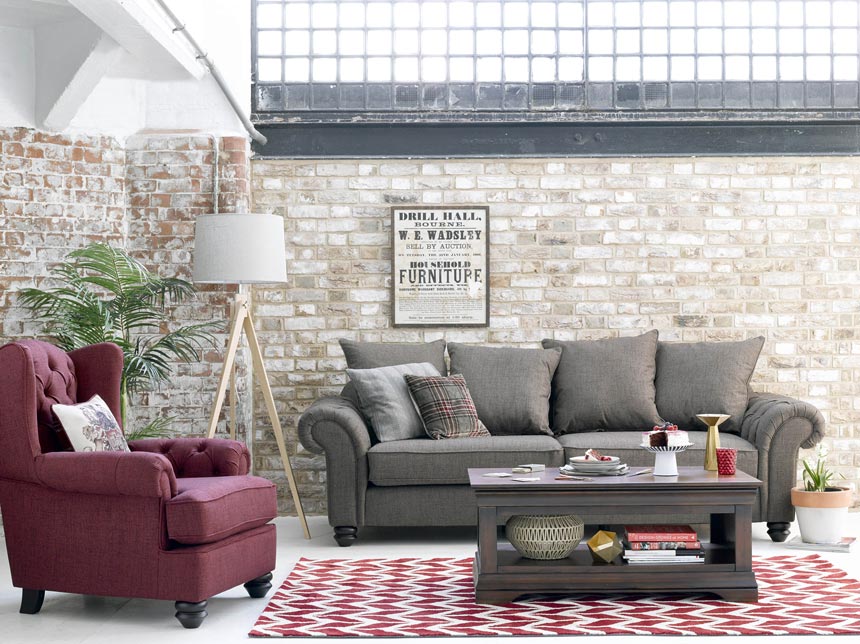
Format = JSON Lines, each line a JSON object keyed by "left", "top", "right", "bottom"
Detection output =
{"left": 52, "top": 394, "right": 129, "bottom": 452}
{"left": 404, "top": 374, "right": 490, "bottom": 440}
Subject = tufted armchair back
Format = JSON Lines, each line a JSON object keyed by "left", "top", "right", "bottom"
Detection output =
{"left": 0, "top": 340, "right": 123, "bottom": 482}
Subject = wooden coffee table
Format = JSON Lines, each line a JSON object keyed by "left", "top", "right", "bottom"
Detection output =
{"left": 469, "top": 466, "right": 762, "bottom": 604}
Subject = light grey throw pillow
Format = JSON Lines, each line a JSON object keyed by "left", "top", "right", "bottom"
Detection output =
{"left": 346, "top": 362, "right": 441, "bottom": 442}
{"left": 655, "top": 336, "right": 765, "bottom": 434}
{"left": 447, "top": 343, "right": 562, "bottom": 436}
{"left": 542, "top": 331, "right": 661, "bottom": 434}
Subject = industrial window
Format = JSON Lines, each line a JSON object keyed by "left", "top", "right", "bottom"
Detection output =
{"left": 252, "top": 0, "right": 860, "bottom": 116}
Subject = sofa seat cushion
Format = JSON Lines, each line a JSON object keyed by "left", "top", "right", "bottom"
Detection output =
{"left": 368, "top": 436, "right": 564, "bottom": 486}
{"left": 166, "top": 475, "right": 277, "bottom": 545}
{"left": 556, "top": 432, "right": 758, "bottom": 474}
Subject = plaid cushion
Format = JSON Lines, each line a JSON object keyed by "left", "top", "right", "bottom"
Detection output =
{"left": 404, "top": 374, "right": 490, "bottom": 440}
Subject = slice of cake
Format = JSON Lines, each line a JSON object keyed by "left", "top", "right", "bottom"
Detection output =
{"left": 642, "top": 422, "right": 689, "bottom": 448}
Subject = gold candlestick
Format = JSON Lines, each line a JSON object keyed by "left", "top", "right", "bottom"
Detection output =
{"left": 697, "top": 414, "right": 731, "bottom": 471}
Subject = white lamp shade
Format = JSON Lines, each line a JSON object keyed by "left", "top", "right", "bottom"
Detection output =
{"left": 193, "top": 213, "right": 287, "bottom": 284}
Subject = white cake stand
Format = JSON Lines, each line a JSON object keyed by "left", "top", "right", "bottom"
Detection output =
{"left": 641, "top": 444, "right": 692, "bottom": 476}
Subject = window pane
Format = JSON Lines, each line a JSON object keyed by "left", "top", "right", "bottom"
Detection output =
{"left": 724, "top": 1, "right": 750, "bottom": 27}
{"left": 367, "top": 56, "right": 392, "bottom": 81}
{"left": 311, "top": 3, "right": 337, "bottom": 28}
{"left": 557, "top": 2, "right": 584, "bottom": 27}
{"left": 616, "top": 30, "right": 640, "bottom": 55}
{"left": 449, "top": 30, "right": 474, "bottom": 55}
{"left": 670, "top": 29, "right": 695, "bottom": 53}
{"left": 394, "top": 56, "right": 419, "bottom": 80}
{"left": 833, "top": 29, "right": 858, "bottom": 55}
{"left": 340, "top": 30, "right": 365, "bottom": 56}
{"left": 643, "top": 29, "right": 668, "bottom": 54}
{"left": 313, "top": 30, "right": 337, "bottom": 55}
{"left": 643, "top": 55, "right": 667, "bottom": 80}
{"left": 559, "top": 30, "right": 584, "bottom": 54}
{"left": 449, "top": 1, "right": 475, "bottom": 27}
{"left": 422, "top": 29, "right": 448, "bottom": 55}
{"left": 257, "top": 58, "right": 282, "bottom": 81}
{"left": 449, "top": 57, "right": 474, "bottom": 81}
{"left": 697, "top": 1, "right": 724, "bottom": 27}
{"left": 698, "top": 55, "right": 722, "bottom": 80}
{"left": 671, "top": 56, "right": 695, "bottom": 80}
{"left": 725, "top": 55, "right": 750, "bottom": 79}
{"left": 616, "top": 5, "right": 641, "bottom": 28}
{"left": 258, "top": 31, "right": 283, "bottom": 55}
{"left": 779, "top": 29, "right": 803, "bottom": 55}
{"left": 340, "top": 3, "right": 365, "bottom": 28}
{"left": 779, "top": 56, "right": 804, "bottom": 80}
{"left": 697, "top": 28, "right": 723, "bottom": 54}
{"left": 284, "top": 57, "right": 309, "bottom": 81}
{"left": 284, "top": 3, "right": 310, "bottom": 28}
{"left": 750, "top": 1, "right": 777, "bottom": 26}
{"left": 422, "top": 56, "right": 447, "bottom": 81}
{"left": 503, "top": 2, "right": 529, "bottom": 26}
{"left": 258, "top": 4, "right": 283, "bottom": 28}
{"left": 394, "top": 2, "right": 420, "bottom": 27}
{"left": 751, "top": 28, "right": 776, "bottom": 53}
{"left": 531, "top": 2, "right": 557, "bottom": 28}
{"left": 532, "top": 30, "right": 557, "bottom": 55}
{"left": 589, "top": 29, "right": 614, "bottom": 55}
{"left": 505, "top": 29, "right": 529, "bottom": 55}
{"left": 340, "top": 57, "right": 364, "bottom": 81}
{"left": 505, "top": 57, "right": 529, "bottom": 81}
{"left": 285, "top": 30, "right": 310, "bottom": 55}
{"left": 476, "top": 56, "right": 502, "bottom": 81}
{"left": 806, "top": 56, "right": 831, "bottom": 81}
{"left": 589, "top": 56, "right": 614, "bottom": 80}
{"left": 724, "top": 29, "right": 750, "bottom": 54}
{"left": 475, "top": 2, "right": 501, "bottom": 27}
{"left": 589, "top": 2, "right": 613, "bottom": 27}
{"left": 833, "top": 1, "right": 859, "bottom": 25}
{"left": 806, "top": 29, "right": 831, "bottom": 55}
{"left": 558, "top": 56, "right": 584, "bottom": 80}
{"left": 394, "top": 29, "right": 419, "bottom": 54}
{"left": 422, "top": 2, "right": 448, "bottom": 28}
{"left": 476, "top": 29, "right": 502, "bottom": 55}
{"left": 669, "top": 1, "right": 696, "bottom": 26}
{"left": 366, "top": 3, "right": 392, "bottom": 27}
{"left": 312, "top": 57, "right": 337, "bottom": 81}
{"left": 833, "top": 55, "right": 858, "bottom": 81}
{"left": 752, "top": 55, "right": 776, "bottom": 79}
{"left": 367, "top": 29, "right": 392, "bottom": 55}
{"left": 616, "top": 57, "right": 641, "bottom": 81}
{"left": 642, "top": 1, "right": 669, "bottom": 27}
{"left": 532, "top": 57, "right": 556, "bottom": 81}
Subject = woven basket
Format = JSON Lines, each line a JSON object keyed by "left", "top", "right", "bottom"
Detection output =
{"left": 505, "top": 514, "right": 584, "bottom": 560}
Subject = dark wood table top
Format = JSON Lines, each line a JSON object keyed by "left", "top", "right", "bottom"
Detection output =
{"left": 468, "top": 466, "right": 762, "bottom": 491}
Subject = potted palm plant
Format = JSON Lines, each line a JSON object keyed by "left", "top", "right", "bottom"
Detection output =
{"left": 791, "top": 445, "right": 853, "bottom": 544}
{"left": 19, "top": 243, "right": 217, "bottom": 438}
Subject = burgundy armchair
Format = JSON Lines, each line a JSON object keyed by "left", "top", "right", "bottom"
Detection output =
{"left": 0, "top": 340, "right": 278, "bottom": 628}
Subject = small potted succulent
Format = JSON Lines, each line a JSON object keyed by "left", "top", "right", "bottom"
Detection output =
{"left": 790, "top": 445, "right": 853, "bottom": 544}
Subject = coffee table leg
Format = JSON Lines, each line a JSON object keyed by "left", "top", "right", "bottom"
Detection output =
{"left": 477, "top": 506, "right": 498, "bottom": 573}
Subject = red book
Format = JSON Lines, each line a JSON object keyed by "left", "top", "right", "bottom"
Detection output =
{"left": 624, "top": 524, "right": 698, "bottom": 542}
{"left": 627, "top": 541, "right": 702, "bottom": 550}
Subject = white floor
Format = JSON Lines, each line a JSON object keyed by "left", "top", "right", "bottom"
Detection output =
{"left": 1, "top": 514, "right": 859, "bottom": 644}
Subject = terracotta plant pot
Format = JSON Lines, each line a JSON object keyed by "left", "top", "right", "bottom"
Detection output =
{"left": 791, "top": 486, "right": 853, "bottom": 544}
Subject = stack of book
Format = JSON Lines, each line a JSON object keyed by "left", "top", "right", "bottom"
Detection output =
{"left": 623, "top": 524, "right": 705, "bottom": 565}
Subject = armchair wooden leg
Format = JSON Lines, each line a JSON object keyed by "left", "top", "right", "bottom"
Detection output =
{"left": 334, "top": 526, "right": 358, "bottom": 547}
{"left": 20, "top": 589, "right": 45, "bottom": 614}
{"left": 244, "top": 572, "right": 273, "bottom": 598}
{"left": 767, "top": 522, "right": 791, "bottom": 542}
{"left": 174, "top": 600, "right": 208, "bottom": 628}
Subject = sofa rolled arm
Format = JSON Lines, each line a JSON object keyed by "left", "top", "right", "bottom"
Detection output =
{"left": 129, "top": 438, "right": 250, "bottom": 477}
{"left": 298, "top": 396, "right": 372, "bottom": 456}
{"left": 740, "top": 393, "right": 825, "bottom": 451}
{"left": 740, "top": 392, "right": 825, "bottom": 524}
{"left": 298, "top": 396, "right": 372, "bottom": 528}
{"left": 34, "top": 451, "right": 178, "bottom": 499}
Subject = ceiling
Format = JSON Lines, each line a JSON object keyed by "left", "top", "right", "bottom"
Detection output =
{"left": 0, "top": 0, "right": 80, "bottom": 28}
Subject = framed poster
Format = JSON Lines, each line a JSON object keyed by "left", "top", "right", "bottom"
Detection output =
{"left": 391, "top": 206, "right": 489, "bottom": 327}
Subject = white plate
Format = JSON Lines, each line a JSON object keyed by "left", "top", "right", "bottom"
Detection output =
{"left": 570, "top": 455, "right": 620, "bottom": 465}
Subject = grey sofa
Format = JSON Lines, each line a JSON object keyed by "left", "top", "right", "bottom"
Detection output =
{"left": 298, "top": 338, "right": 824, "bottom": 546}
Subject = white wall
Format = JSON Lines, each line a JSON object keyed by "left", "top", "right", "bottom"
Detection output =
{"left": 0, "top": 0, "right": 250, "bottom": 138}
{"left": 0, "top": 26, "right": 35, "bottom": 127}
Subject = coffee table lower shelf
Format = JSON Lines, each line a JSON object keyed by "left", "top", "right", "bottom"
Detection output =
{"left": 474, "top": 543, "right": 758, "bottom": 604}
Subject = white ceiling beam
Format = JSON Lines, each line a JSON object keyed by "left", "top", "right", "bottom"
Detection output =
{"left": 67, "top": 0, "right": 204, "bottom": 80}
{"left": 41, "top": 33, "right": 122, "bottom": 130}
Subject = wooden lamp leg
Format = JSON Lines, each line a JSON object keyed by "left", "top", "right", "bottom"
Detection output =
{"left": 243, "top": 312, "right": 311, "bottom": 539}
{"left": 206, "top": 292, "right": 311, "bottom": 539}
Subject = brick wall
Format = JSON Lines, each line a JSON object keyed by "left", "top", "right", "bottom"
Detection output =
{"left": 251, "top": 157, "right": 860, "bottom": 514}
{"left": 0, "top": 128, "right": 126, "bottom": 338}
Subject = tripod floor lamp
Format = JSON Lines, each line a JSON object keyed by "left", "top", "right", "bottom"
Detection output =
{"left": 194, "top": 213, "right": 310, "bottom": 539}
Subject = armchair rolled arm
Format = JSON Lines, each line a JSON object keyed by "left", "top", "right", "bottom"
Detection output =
{"left": 128, "top": 438, "right": 250, "bottom": 477}
{"left": 34, "top": 451, "right": 178, "bottom": 499}
{"left": 298, "top": 396, "right": 372, "bottom": 528}
{"left": 740, "top": 392, "right": 825, "bottom": 524}
{"left": 740, "top": 393, "right": 825, "bottom": 450}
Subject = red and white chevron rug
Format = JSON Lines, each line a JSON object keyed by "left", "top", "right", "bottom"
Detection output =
{"left": 250, "top": 554, "right": 860, "bottom": 637}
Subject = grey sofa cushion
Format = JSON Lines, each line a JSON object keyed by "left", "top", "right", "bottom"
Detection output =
{"left": 542, "top": 331, "right": 661, "bottom": 434}
{"left": 656, "top": 337, "right": 765, "bottom": 434}
{"left": 556, "top": 431, "right": 758, "bottom": 475}
{"left": 368, "top": 435, "right": 564, "bottom": 486}
{"left": 347, "top": 362, "right": 441, "bottom": 442}
{"left": 340, "top": 338, "right": 448, "bottom": 374}
{"left": 448, "top": 343, "right": 562, "bottom": 436}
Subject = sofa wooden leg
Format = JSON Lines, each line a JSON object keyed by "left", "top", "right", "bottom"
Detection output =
{"left": 244, "top": 572, "right": 273, "bottom": 598}
{"left": 334, "top": 526, "right": 358, "bottom": 547}
{"left": 20, "top": 589, "right": 45, "bottom": 614}
{"left": 174, "top": 600, "right": 208, "bottom": 628}
{"left": 767, "top": 522, "right": 791, "bottom": 542}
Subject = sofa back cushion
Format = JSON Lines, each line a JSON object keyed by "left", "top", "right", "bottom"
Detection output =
{"left": 655, "top": 336, "right": 765, "bottom": 434}
{"left": 448, "top": 343, "right": 561, "bottom": 436}
{"left": 346, "top": 362, "right": 441, "bottom": 442}
{"left": 542, "top": 331, "right": 662, "bottom": 434}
